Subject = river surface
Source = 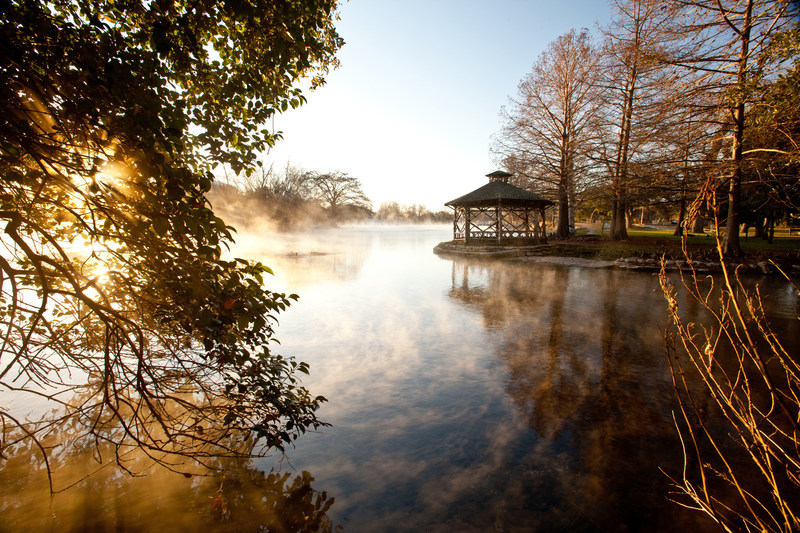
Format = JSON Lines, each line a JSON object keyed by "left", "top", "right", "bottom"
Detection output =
{"left": 2, "top": 225, "right": 798, "bottom": 532}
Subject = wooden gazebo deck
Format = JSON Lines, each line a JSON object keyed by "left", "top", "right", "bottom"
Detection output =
{"left": 444, "top": 170, "right": 555, "bottom": 246}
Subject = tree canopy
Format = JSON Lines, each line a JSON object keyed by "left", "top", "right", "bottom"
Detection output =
{"left": 495, "top": 29, "right": 600, "bottom": 239}
{"left": 307, "top": 170, "right": 371, "bottom": 216}
{"left": 493, "top": 0, "right": 798, "bottom": 254}
{"left": 0, "top": 0, "right": 343, "bottom": 488}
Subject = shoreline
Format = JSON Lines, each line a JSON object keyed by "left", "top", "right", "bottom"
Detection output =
{"left": 432, "top": 241, "right": 800, "bottom": 276}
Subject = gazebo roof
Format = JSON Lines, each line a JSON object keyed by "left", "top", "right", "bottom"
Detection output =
{"left": 445, "top": 180, "right": 554, "bottom": 209}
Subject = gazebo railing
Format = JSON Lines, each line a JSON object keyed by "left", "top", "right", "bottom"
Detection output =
{"left": 450, "top": 205, "right": 548, "bottom": 245}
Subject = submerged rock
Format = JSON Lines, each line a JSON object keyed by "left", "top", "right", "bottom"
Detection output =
{"left": 515, "top": 256, "right": 615, "bottom": 269}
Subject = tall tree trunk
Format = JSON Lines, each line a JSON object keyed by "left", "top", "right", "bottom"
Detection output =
{"left": 723, "top": 0, "right": 753, "bottom": 258}
{"left": 674, "top": 177, "right": 686, "bottom": 236}
{"left": 674, "top": 138, "right": 692, "bottom": 236}
{"left": 557, "top": 131, "right": 572, "bottom": 239}
{"left": 557, "top": 190, "right": 570, "bottom": 238}
{"left": 611, "top": 192, "right": 630, "bottom": 240}
{"left": 611, "top": 72, "right": 636, "bottom": 240}
{"left": 690, "top": 215, "right": 705, "bottom": 233}
{"left": 767, "top": 210, "right": 775, "bottom": 243}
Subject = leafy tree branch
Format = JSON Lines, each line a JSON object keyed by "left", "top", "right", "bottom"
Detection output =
{"left": 0, "top": 0, "right": 343, "bottom": 487}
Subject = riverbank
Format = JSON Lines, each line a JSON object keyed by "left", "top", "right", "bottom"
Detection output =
{"left": 433, "top": 234, "right": 800, "bottom": 276}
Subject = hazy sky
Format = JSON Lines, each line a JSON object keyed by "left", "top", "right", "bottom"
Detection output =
{"left": 266, "top": 0, "right": 613, "bottom": 211}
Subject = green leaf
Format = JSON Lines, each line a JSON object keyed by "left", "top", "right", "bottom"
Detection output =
{"left": 151, "top": 215, "right": 170, "bottom": 235}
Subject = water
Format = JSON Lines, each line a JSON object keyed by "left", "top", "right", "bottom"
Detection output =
{"left": 2, "top": 225, "right": 797, "bottom": 531}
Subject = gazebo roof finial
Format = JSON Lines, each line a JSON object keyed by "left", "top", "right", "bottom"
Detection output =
{"left": 486, "top": 170, "right": 512, "bottom": 183}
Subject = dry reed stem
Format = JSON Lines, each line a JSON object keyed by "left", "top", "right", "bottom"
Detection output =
{"left": 660, "top": 190, "right": 800, "bottom": 532}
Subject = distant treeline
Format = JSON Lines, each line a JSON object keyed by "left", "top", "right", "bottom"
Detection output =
{"left": 209, "top": 163, "right": 450, "bottom": 230}
{"left": 374, "top": 201, "right": 450, "bottom": 224}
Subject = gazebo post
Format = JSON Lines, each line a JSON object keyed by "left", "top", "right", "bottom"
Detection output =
{"left": 524, "top": 210, "right": 530, "bottom": 243}
{"left": 465, "top": 208, "right": 471, "bottom": 245}
{"left": 540, "top": 207, "right": 547, "bottom": 243}
{"left": 496, "top": 202, "right": 502, "bottom": 245}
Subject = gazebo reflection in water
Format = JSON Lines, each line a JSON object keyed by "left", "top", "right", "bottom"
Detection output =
{"left": 445, "top": 170, "right": 554, "bottom": 246}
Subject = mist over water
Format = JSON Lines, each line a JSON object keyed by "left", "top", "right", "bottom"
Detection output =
{"left": 236, "top": 224, "right": 783, "bottom": 532}
{"left": 3, "top": 225, "right": 797, "bottom": 531}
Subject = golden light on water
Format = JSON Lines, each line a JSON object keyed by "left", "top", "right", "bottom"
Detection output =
{"left": 3, "top": 226, "right": 799, "bottom": 531}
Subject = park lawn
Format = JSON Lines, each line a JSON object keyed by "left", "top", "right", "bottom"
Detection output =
{"left": 570, "top": 224, "right": 800, "bottom": 262}
{"left": 623, "top": 226, "right": 800, "bottom": 251}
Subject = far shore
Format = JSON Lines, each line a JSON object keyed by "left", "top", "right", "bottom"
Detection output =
{"left": 433, "top": 223, "right": 800, "bottom": 276}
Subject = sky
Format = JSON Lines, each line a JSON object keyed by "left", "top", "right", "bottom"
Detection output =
{"left": 266, "top": 0, "right": 614, "bottom": 212}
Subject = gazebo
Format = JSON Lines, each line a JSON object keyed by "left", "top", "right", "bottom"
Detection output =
{"left": 445, "top": 170, "right": 554, "bottom": 246}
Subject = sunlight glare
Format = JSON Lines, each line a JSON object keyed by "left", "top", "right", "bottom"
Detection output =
{"left": 95, "top": 159, "right": 131, "bottom": 194}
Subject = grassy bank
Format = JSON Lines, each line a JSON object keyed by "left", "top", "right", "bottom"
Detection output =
{"left": 566, "top": 224, "right": 800, "bottom": 264}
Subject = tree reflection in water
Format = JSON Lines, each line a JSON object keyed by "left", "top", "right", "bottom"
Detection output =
{"left": 5, "top": 227, "right": 793, "bottom": 532}
{"left": 448, "top": 259, "right": 717, "bottom": 531}
{"left": 0, "top": 407, "right": 339, "bottom": 532}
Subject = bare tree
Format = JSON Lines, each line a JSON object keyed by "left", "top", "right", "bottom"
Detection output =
{"left": 593, "top": 0, "right": 683, "bottom": 239}
{"left": 664, "top": 0, "right": 796, "bottom": 256}
{"left": 658, "top": 8, "right": 800, "bottom": 528}
{"left": 307, "top": 171, "right": 371, "bottom": 217}
{"left": 494, "top": 29, "right": 601, "bottom": 239}
{"left": 217, "top": 159, "right": 314, "bottom": 203}
{"left": 660, "top": 101, "right": 730, "bottom": 236}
